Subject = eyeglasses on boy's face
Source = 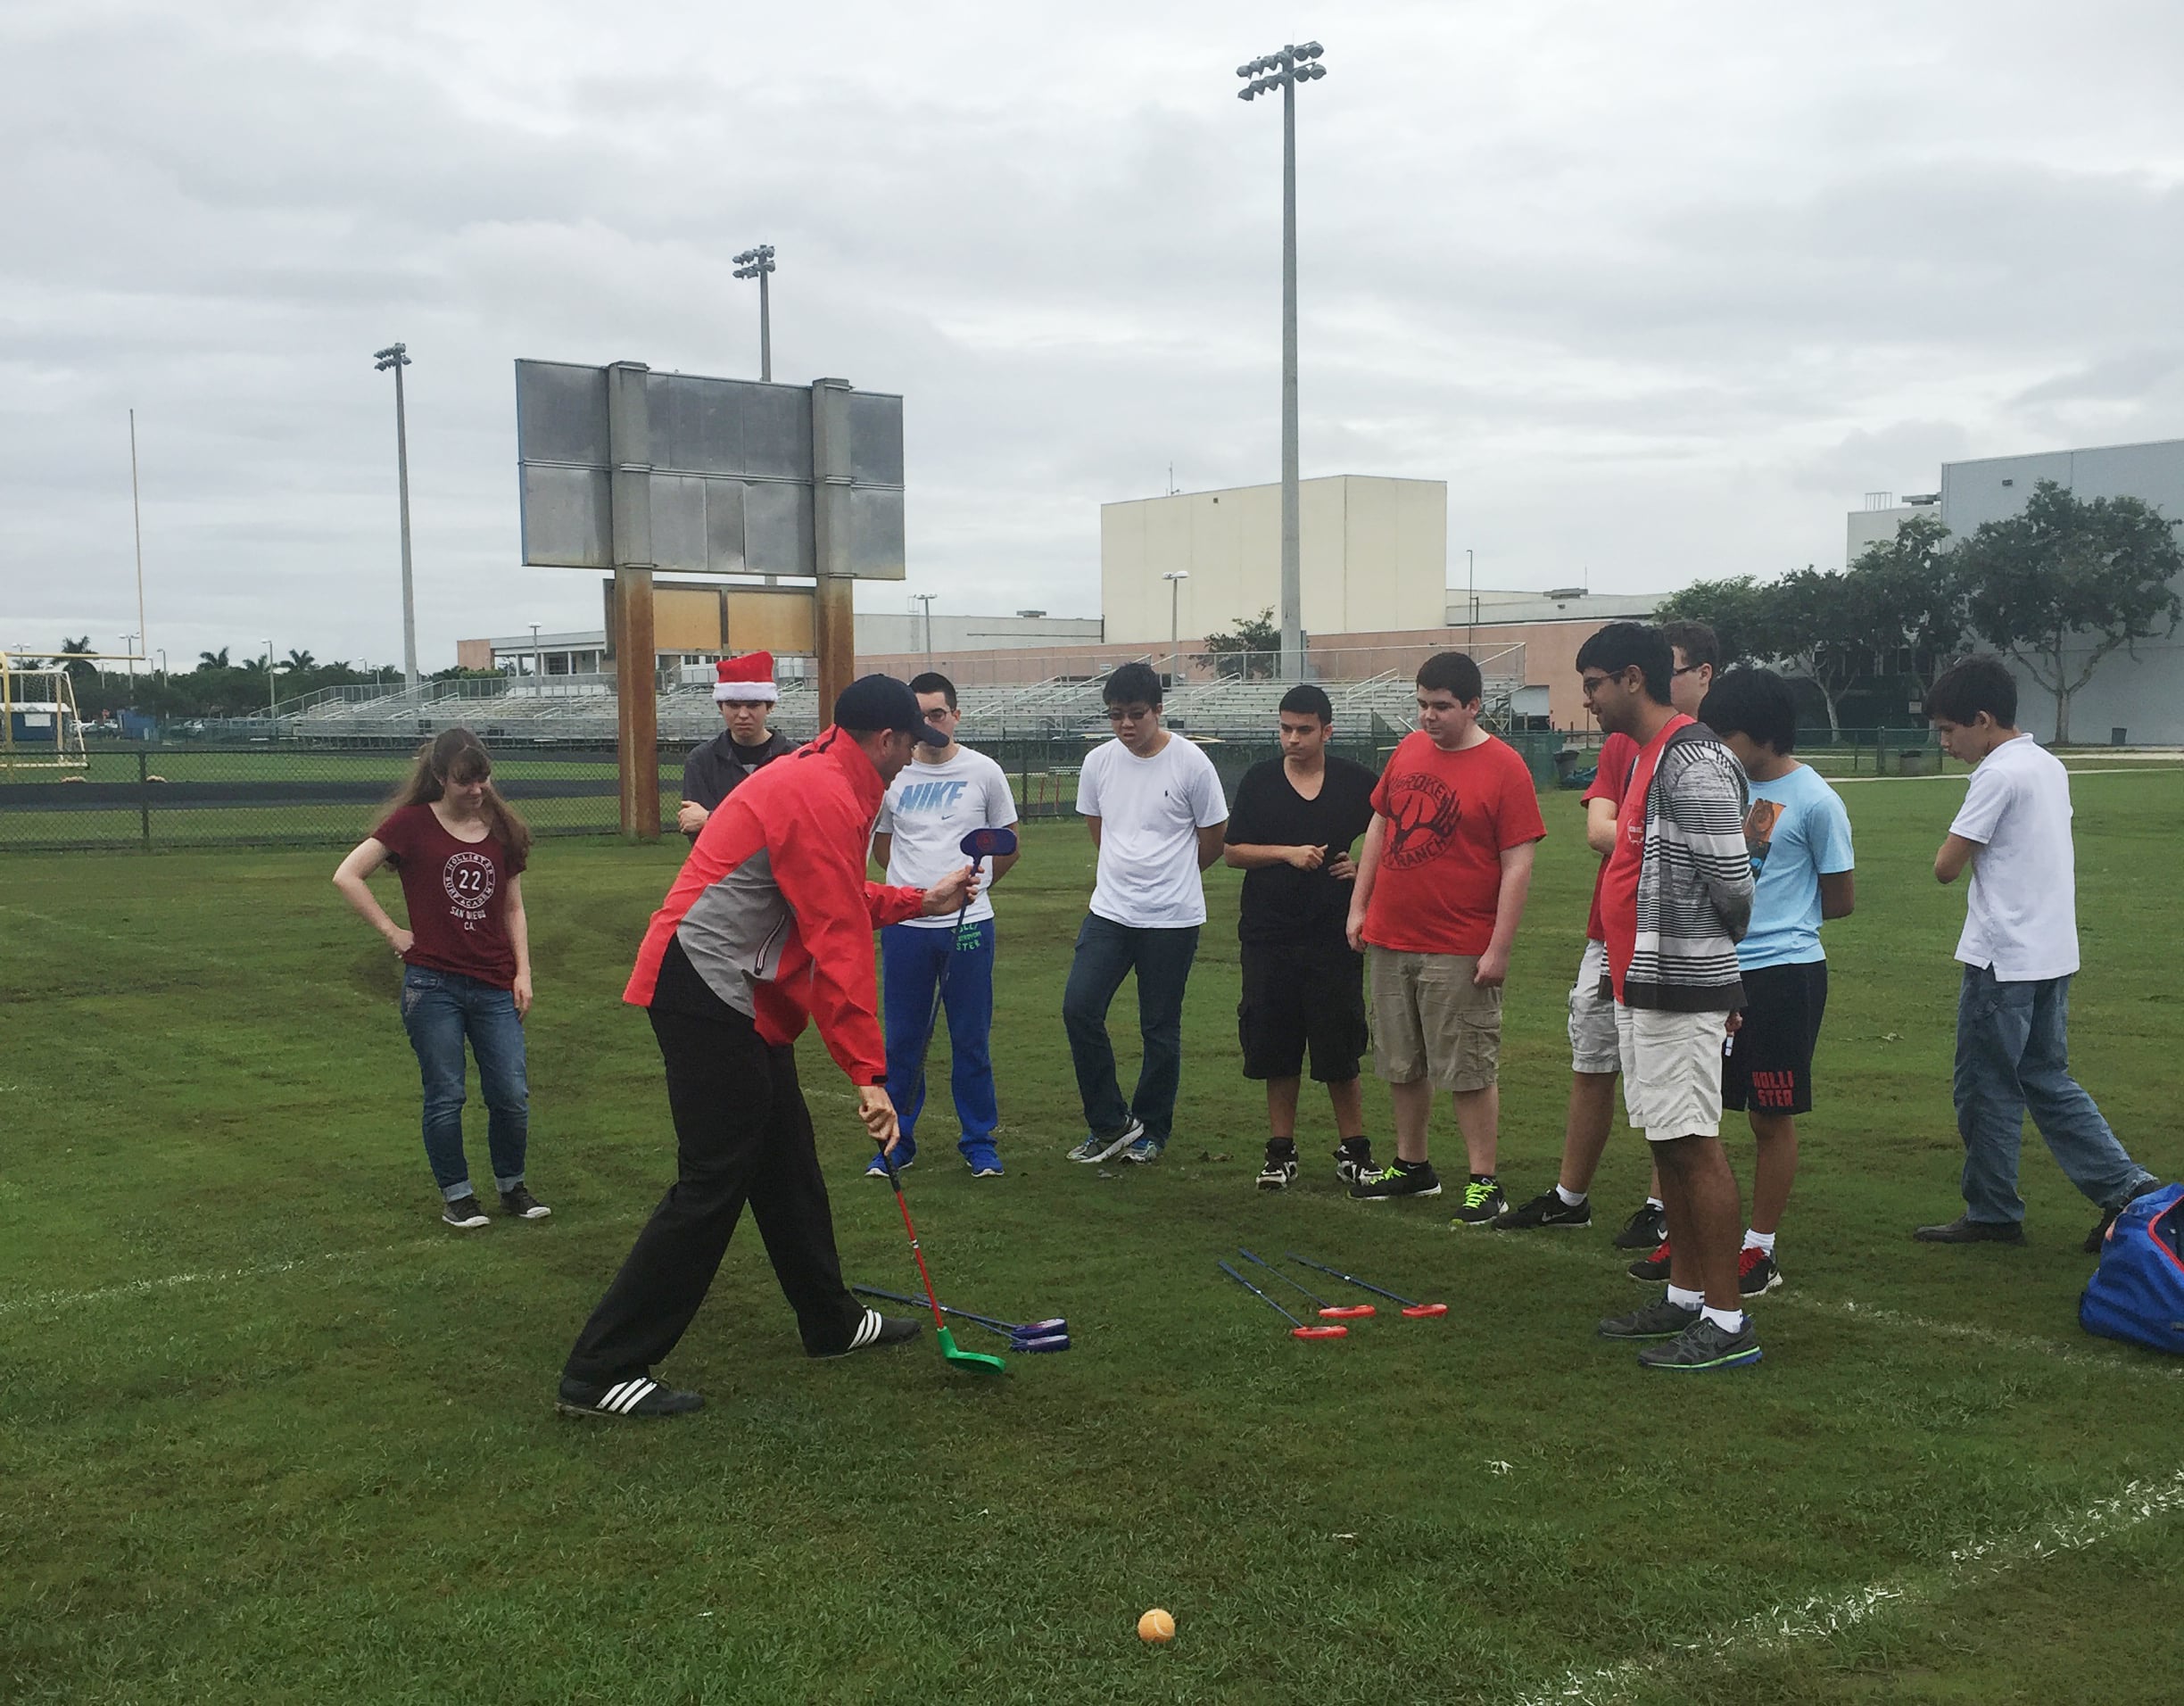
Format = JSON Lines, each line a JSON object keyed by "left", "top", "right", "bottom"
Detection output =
{"left": 1105, "top": 704, "right": 1157, "bottom": 724}
{"left": 1579, "top": 671, "right": 1618, "bottom": 699}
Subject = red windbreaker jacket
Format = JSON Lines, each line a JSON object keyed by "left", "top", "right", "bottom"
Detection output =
{"left": 625, "top": 727, "right": 925, "bottom": 1084}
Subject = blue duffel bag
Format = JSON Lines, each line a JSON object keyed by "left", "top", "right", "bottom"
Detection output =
{"left": 2080, "top": 1183, "right": 2184, "bottom": 1354}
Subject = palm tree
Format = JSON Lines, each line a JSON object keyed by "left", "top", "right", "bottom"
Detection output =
{"left": 283, "top": 648, "right": 317, "bottom": 672}
{"left": 196, "top": 648, "right": 231, "bottom": 671}
{"left": 57, "top": 636, "right": 96, "bottom": 684}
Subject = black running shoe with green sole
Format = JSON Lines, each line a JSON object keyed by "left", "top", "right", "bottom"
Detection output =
{"left": 1637, "top": 1316, "right": 1762, "bottom": 1371}
{"left": 1493, "top": 1188, "right": 1592, "bottom": 1230}
{"left": 1612, "top": 1202, "right": 1667, "bottom": 1250}
{"left": 1597, "top": 1296, "right": 1700, "bottom": 1339}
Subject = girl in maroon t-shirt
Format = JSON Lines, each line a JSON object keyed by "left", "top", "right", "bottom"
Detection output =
{"left": 333, "top": 728, "right": 547, "bottom": 1230}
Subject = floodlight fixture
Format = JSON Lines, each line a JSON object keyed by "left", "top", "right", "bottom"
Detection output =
{"left": 732, "top": 244, "right": 779, "bottom": 380}
{"left": 1231, "top": 37, "right": 1328, "bottom": 683}
{"left": 373, "top": 343, "right": 410, "bottom": 372}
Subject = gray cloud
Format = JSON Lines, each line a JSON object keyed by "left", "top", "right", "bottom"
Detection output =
{"left": 4, "top": 0, "right": 2184, "bottom": 666}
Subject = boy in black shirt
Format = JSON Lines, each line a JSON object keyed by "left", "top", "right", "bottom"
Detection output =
{"left": 679, "top": 651, "right": 797, "bottom": 841}
{"left": 1223, "top": 684, "right": 1381, "bottom": 1189}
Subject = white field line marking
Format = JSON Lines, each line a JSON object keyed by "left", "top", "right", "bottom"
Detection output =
{"left": 0, "top": 1238, "right": 443, "bottom": 1319}
{"left": 1506, "top": 1465, "right": 2184, "bottom": 1706}
{"left": 1507, "top": 1232, "right": 2180, "bottom": 1384}
{"left": 1829, "top": 766, "right": 2157, "bottom": 784}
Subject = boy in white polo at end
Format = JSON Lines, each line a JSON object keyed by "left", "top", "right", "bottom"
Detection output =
{"left": 1916, "top": 655, "right": 2159, "bottom": 1249}
{"left": 868, "top": 672, "right": 1020, "bottom": 1179}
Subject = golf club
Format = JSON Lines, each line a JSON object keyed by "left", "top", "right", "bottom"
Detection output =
{"left": 1219, "top": 1260, "right": 1347, "bottom": 1340}
{"left": 852, "top": 1284, "right": 1069, "bottom": 1350}
{"left": 1284, "top": 1253, "right": 1449, "bottom": 1318}
{"left": 1238, "top": 1247, "right": 1375, "bottom": 1319}
{"left": 874, "top": 1148, "right": 1006, "bottom": 1372}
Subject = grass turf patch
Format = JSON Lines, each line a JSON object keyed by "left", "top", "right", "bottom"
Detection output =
{"left": 4, "top": 771, "right": 2182, "bottom": 1702}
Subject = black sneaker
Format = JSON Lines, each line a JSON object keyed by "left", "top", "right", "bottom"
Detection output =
{"left": 1349, "top": 1161, "right": 1441, "bottom": 1201}
{"left": 807, "top": 1308, "right": 922, "bottom": 1359}
{"left": 2085, "top": 1180, "right": 2163, "bottom": 1253}
{"left": 1612, "top": 1201, "right": 1667, "bottom": 1250}
{"left": 1493, "top": 1188, "right": 1592, "bottom": 1230}
{"left": 557, "top": 1373, "right": 704, "bottom": 1419}
{"left": 1738, "top": 1247, "right": 1782, "bottom": 1296}
{"left": 1333, "top": 1138, "right": 1375, "bottom": 1186}
{"left": 1637, "top": 1315, "right": 1762, "bottom": 1371}
{"left": 442, "top": 1195, "right": 489, "bottom": 1230}
{"left": 1450, "top": 1178, "right": 1508, "bottom": 1228}
{"left": 1626, "top": 1238, "right": 1672, "bottom": 1283}
{"left": 1597, "top": 1296, "right": 1700, "bottom": 1339}
{"left": 1257, "top": 1147, "right": 1299, "bottom": 1191}
{"left": 1913, "top": 1214, "right": 2025, "bottom": 1245}
{"left": 500, "top": 1185, "right": 551, "bottom": 1221}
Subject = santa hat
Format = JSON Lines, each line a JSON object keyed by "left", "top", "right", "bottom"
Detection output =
{"left": 714, "top": 651, "right": 780, "bottom": 704}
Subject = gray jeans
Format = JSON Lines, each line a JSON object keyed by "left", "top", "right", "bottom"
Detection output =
{"left": 1953, "top": 965, "right": 2155, "bottom": 1225}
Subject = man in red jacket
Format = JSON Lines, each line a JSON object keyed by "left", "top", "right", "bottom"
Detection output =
{"left": 558, "top": 676, "right": 975, "bottom": 1420}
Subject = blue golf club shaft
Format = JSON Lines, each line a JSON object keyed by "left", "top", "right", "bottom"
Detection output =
{"left": 1218, "top": 1259, "right": 1309, "bottom": 1329}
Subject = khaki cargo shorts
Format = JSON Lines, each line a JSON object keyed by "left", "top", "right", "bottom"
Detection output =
{"left": 1369, "top": 947, "right": 1502, "bottom": 1093}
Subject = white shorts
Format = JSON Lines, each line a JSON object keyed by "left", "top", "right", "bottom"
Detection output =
{"left": 1568, "top": 940, "right": 1619, "bottom": 1075}
{"left": 1615, "top": 1002, "right": 1729, "bottom": 1143}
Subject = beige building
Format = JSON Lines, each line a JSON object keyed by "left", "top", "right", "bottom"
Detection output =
{"left": 1101, "top": 476, "right": 1448, "bottom": 646}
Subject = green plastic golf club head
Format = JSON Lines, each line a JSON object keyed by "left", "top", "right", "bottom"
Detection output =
{"left": 935, "top": 1325, "right": 1006, "bottom": 1373}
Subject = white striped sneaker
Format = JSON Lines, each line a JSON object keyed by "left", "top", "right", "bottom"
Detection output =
{"left": 556, "top": 1373, "right": 704, "bottom": 1420}
{"left": 807, "top": 1307, "right": 922, "bottom": 1359}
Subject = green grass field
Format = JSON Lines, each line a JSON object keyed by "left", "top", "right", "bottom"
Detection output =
{"left": 4, "top": 772, "right": 2182, "bottom": 1703}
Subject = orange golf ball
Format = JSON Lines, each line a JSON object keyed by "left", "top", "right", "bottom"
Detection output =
{"left": 1137, "top": 1608, "right": 1175, "bottom": 1644}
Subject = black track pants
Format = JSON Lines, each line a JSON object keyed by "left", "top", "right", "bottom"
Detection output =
{"left": 563, "top": 1005, "right": 865, "bottom": 1382}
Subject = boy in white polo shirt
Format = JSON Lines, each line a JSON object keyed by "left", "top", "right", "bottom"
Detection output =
{"left": 1916, "top": 656, "right": 2159, "bottom": 1249}
{"left": 868, "top": 673, "right": 1020, "bottom": 1178}
{"left": 1062, "top": 661, "right": 1228, "bottom": 1165}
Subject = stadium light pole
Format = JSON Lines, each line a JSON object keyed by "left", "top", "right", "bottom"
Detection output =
{"left": 120, "top": 632, "right": 137, "bottom": 692}
{"left": 732, "top": 244, "right": 777, "bottom": 382}
{"left": 530, "top": 622, "right": 542, "bottom": 698}
{"left": 263, "top": 638, "right": 276, "bottom": 720}
{"left": 1237, "top": 40, "right": 1327, "bottom": 683}
{"left": 1163, "top": 570, "right": 1189, "bottom": 687}
{"left": 373, "top": 343, "right": 419, "bottom": 689}
{"left": 912, "top": 592, "right": 938, "bottom": 672}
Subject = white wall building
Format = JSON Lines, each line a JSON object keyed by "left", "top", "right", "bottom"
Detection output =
{"left": 1101, "top": 475, "right": 1448, "bottom": 646}
{"left": 1848, "top": 436, "right": 2184, "bottom": 745}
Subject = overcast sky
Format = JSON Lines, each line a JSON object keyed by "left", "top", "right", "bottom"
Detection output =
{"left": 5, "top": 0, "right": 2183, "bottom": 668}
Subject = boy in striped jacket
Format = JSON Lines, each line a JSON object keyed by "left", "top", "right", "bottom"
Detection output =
{"left": 1578, "top": 622, "right": 1761, "bottom": 1372}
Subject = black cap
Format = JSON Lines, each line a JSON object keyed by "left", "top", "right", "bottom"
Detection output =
{"left": 832, "top": 674, "right": 950, "bottom": 745}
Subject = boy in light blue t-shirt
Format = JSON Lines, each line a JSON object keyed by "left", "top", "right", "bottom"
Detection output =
{"left": 1697, "top": 669, "right": 1855, "bottom": 1298}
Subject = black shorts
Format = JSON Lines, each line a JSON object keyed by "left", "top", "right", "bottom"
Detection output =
{"left": 1723, "top": 960, "right": 1828, "bottom": 1116}
{"left": 1238, "top": 940, "right": 1369, "bottom": 1083}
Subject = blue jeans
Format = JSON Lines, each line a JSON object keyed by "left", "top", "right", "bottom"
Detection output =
{"left": 881, "top": 919, "right": 999, "bottom": 1155}
{"left": 400, "top": 965, "right": 529, "bottom": 1200}
{"left": 1062, "top": 914, "right": 1200, "bottom": 1148}
{"left": 1953, "top": 965, "right": 2154, "bottom": 1224}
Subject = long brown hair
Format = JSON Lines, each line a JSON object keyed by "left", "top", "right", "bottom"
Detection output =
{"left": 385, "top": 726, "right": 533, "bottom": 867}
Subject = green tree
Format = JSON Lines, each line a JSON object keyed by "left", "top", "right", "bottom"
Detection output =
{"left": 283, "top": 648, "right": 317, "bottom": 672}
{"left": 56, "top": 636, "right": 96, "bottom": 686}
{"left": 1650, "top": 576, "right": 1780, "bottom": 668}
{"left": 1849, "top": 512, "right": 1970, "bottom": 700}
{"left": 1956, "top": 481, "right": 2184, "bottom": 743}
{"left": 195, "top": 649, "right": 230, "bottom": 671}
{"left": 1195, "top": 608, "right": 1281, "bottom": 681}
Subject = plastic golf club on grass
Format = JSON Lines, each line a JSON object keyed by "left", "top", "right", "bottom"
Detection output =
{"left": 1219, "top": 1260, "right": 1347, "bottom": 1339}
{"left": 1284, "top": 1253, "right": 1449, "bottom": 1318}
{"left": 873, "top": 1150, "right": 1006, "bottom": 1372}
{"left": 1238, "top": 1247, "right": 1375, "bottom": 1319}
{"left": 852, "top": 1285, "right": 1070, "bottom": 1352}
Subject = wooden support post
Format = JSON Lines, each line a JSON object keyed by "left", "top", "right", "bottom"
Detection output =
{"left": 810, "top": 377, "right": 858, "bottom": 718}
{"left": 613, "top": 567, "right": 658, "bottom": 839}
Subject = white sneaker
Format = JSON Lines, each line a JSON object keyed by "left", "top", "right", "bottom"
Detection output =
{"left": 1065, "top": 1119, "right": 1144, "bottom": 1164}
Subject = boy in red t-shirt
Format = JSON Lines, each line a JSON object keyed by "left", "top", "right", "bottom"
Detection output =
{"left": 1344, "top": 651, "right": 1545, "bottom": 1222}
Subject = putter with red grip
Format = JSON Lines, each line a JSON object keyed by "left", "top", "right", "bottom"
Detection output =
{"left": 875, "top": 1148, "right": 1005, "bottom": 1372}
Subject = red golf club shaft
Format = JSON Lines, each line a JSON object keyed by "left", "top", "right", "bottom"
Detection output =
{"left": 889, "top": 1179, "right": 950, "bottom": 1335}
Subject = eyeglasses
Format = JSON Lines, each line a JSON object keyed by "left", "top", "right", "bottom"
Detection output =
{"left": 1105, "top": 706, "right": 1156, "bottom": 723}
{"left": 1672, "top": 665, "right": 1704, "bottom": 678}
{"left": 1579, "top": 674, "right": 1614, "bottom": 698}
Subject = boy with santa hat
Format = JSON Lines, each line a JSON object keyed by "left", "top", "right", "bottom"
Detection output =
{"left": 680, "top": 651, "right": 797, "bottom": 840}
